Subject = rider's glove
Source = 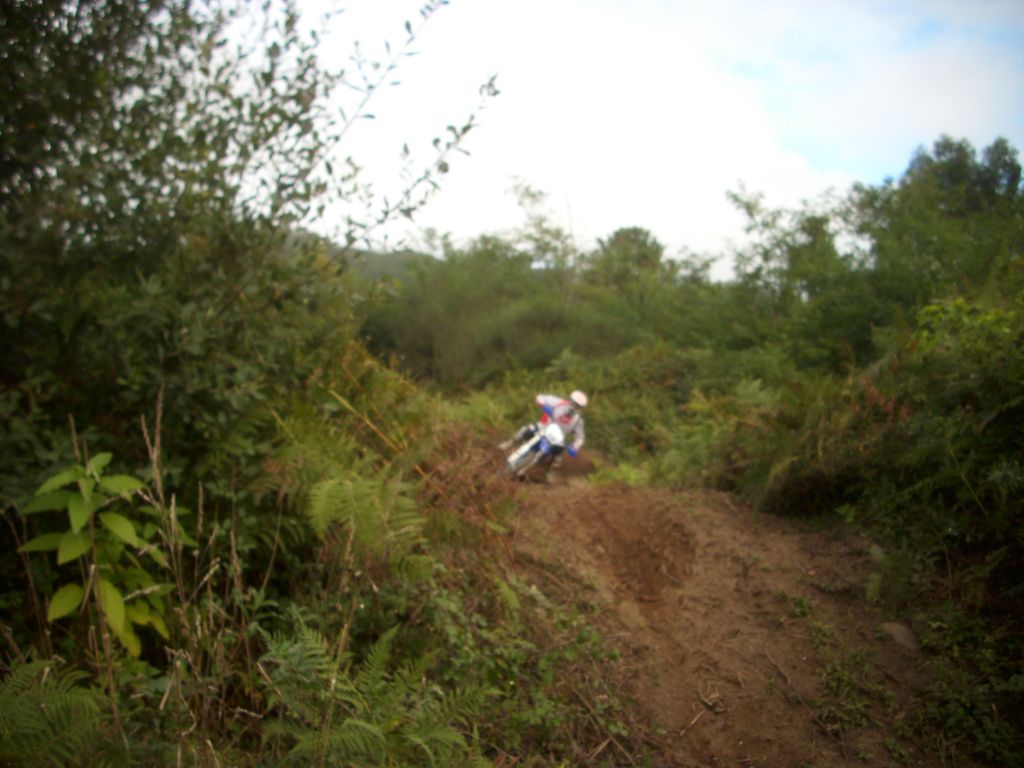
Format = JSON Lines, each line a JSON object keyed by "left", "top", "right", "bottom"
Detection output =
{"left": 567, "top": 445, "right": 578, "bottom": 458}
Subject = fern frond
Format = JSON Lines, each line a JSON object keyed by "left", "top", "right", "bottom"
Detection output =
{"left": 261, "top": 619, "right": 491, "bottom": 767}
{"left": 304, "top": 475, "right": 379, "bottom": 538}
{"left": 403, "top": 733, "right": 437, "bottom": 767}
{"left": 355, "top": 626, "right": 397, "bottom": 698}
{"left": 329, "top": 718, "right": 388, "bottom": 758}
{"left": 493, "top": 576, "right": 521, "bottom": 621}
{"left": 0, "top": 660, "right": 110, "bottom": 768}
{"left": 303, "top": 470, "right": 425, "bottom": 565}
{"left": 287, "top": 717, "right": 387, "bottom": 763}
{"left": 260, "top": 618, "right": 361, "bottom": 725}
{"left": 401, "top": 722, "right": 469, "bottom": 768}
{"left": 395, "top": 553, "right": 436, "bottom": 582}
{"left": 436, "top": 685, "right": 494, "bottom": 728}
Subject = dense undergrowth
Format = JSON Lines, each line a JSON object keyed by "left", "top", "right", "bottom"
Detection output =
{"left": 2, "top": 344, "right": 645, "bottom": 766}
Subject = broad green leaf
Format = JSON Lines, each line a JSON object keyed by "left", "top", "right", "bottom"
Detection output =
{"left": 174, "top": 525, "right": 197, "bottom": 547}
{"left": 68, "top": 494, "right": 92, "bottom": 533}
{"left": 89, "top": 492, "right": 111, "bottom": 509}
{"left": 97, "top": 579, "right": 126, "bottom": 636}
{"left": 126, "top": 601, "right": 151, "bottom": 625}
{"left": 150, "top": 614, "right": 170, "bottom": 640}
{"left": 77, "top": 477, "right": 94, "bottom": 506}
{"left": 37, "top": 468, "right": 81, "bottom": 495}
{"left": 18, "top": 532, "right": 63, "bottom": 553}
{"left": 109, "top": 617, "right": 141, "bottom": 657}
{"left": 23, "top": 491, "right": 72, "bottom": 514}
{"left": 99, "top": 512, "right": 140, "bottom": 547}
{"left": 124, "top": 626, "right": 141, "bottom": 657}
{"left": 99, "top": 475, "right": 144, "bottom": 496}
{"left": 57, "top": 531, "right": 91, "bottom": 564}
{"left": 47, "top": 583, "right": 84, "bottom": 621}
{"left": 146, "top": 547, "right": 170, "bottom": 569}
{"left": 86, "top": 452, "right": 113, "bottom": 475}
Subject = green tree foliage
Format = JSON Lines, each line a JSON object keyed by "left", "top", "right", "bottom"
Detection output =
{"left": 585, "top": 226, "right": 667, "bottom": 288}
{"left": 580, "top": 227, "right": 686, "bottom": 346}
{"left": 2, "top": 0, "right": 342, "bottom": 499}
{"left": 852, "top": 135, "right": 1023, "bottom": 309}
{"left": 365, "top": 236, "right": 554, "bottom": 388}
{"left": 0, "top": 3, "right": 378, "bottom": 678}
{"left": 0, "top": 0, "right": 158, "bottom": 210}
{"left": 729, "top": 191, "right": 885, "bottom": 369}
{"left": 363, "top": 224, "right": 690, "bottom": 390}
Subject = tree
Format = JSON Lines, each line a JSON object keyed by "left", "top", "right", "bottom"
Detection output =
{"left": 0, "top": 0, "right": 490, "bottom": 663}
{"left": 853, "top": 135, "right": 1024, "bottom": 310}
{"left": 0, "top": 0, "right": 489, "bottom": 490}
{"left": 364, "top": 236, "right": 566, "bottom": 388}
{"left": 586, "top": 227, "right": 667, "bottom": 289}
{"left": 0, "top": 0, "right": 159, "bottom": 215}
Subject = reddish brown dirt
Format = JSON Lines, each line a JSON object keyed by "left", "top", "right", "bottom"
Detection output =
{"left": 509, "top": 464, "right": 931, "bottom": 767}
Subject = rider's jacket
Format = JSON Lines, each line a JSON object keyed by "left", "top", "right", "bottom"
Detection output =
{"left": 536, "top": 394, "right": 586, "bottom": 450}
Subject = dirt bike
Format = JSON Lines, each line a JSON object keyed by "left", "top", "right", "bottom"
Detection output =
{"left": 506, "top": 421, "right": 566, "bottom": 479}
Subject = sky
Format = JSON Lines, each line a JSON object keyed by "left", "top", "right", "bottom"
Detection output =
{"left": 309, "top": 0, "right": 1024, "bottom": 277}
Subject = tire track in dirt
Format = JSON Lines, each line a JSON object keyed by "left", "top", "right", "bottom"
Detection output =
{"left": 511, "top": 476, "right": 926, "bottom": 767}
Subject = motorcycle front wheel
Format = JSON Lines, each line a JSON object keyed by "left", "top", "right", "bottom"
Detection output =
{"left": 508, "top": 450, "right": 539, "bottom": 477}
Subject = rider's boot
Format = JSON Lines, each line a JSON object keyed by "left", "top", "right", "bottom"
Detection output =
{"left": 545, "top": 452, "right": 564, "bottom": 484}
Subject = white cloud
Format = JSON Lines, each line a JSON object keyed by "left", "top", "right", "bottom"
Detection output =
{"left": 308, "top": 0, "right": 1024, "bottom": 276}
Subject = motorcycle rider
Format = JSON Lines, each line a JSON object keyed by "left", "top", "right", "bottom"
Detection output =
{"left": 501, "top": 390, "right": 588, "bottom": 482}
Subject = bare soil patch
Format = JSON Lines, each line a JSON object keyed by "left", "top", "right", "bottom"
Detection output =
{"left": 509, "top": 469, "right": 934, "bottom": 767}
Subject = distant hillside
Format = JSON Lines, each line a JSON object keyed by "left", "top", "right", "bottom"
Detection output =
{"left": 350, "top": 248, "right": 437, "bottom": 282}
{"left": 285, "top": 228, "right": 437, "bottom": 282}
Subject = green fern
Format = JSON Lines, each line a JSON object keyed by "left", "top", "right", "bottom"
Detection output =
{"left": 259, "top": 619, "right": 490, "bottom": 767}
{"left": 354, "top": 625, "right": 397, "bottom": 700}
{"left": 287, "top": 718, "right": 387, "bottom": 763}
{"left": 493, "top": 576, "right": 521, "bottom": 622}
{"left": 304, "top": 471, "right": 426, "bottom": 563}
{"left": 0, "top": 660, "right": 115, "bottom": 768}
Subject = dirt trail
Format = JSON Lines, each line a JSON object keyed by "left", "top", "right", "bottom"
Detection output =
{"left": 510, "top": 466, "right": 927, "bottom": 767}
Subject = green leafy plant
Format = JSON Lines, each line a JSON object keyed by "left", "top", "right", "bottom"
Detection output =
{"left": 17, "top": 453, "right": 177, "bottom": 656}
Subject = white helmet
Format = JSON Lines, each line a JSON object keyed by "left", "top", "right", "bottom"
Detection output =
{"left": 569, "top": 390, "right": 588, "bottom": 409}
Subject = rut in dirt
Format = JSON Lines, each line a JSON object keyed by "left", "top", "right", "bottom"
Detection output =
{"left": 512, "top": 477, "right": 926, "bottom": 768}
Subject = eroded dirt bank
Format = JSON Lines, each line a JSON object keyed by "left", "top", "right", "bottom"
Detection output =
{"left": 510, "top": 474, "right": 930, "bottom": 767}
